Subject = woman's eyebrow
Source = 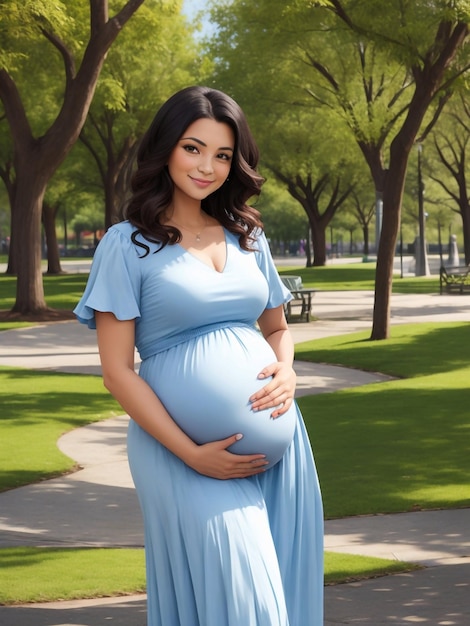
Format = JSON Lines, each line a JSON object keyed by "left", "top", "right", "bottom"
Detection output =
{"left": 180, "top": 136, "right": 234, "bottom": 151}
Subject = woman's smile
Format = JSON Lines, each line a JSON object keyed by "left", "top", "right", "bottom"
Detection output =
{"left": 167, "top": 118, "right": 234, "bottom": 204}
{"left": 190, "top": 176, "right": 215, "bottom": 187}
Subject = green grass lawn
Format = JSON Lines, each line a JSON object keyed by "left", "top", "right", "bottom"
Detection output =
{"left": 0, "top": 548, "right": 146, "bottom": 605}
{"left": 278, "top": 262, "right": 440, "bottom": 293}
{"left": 0, "top": 367, "right": 123, "bottom": 491}
{"left": 0, "top": 273, "right": 87, "bottom": 312}
{"left": 0, "top": 546, "right": 418, "bottom": 605}
{"left": 296, "top": 322, "right": 470, "bottom": 517}
{"left": 0, "top": 321, "right": 34, "bottom": 331}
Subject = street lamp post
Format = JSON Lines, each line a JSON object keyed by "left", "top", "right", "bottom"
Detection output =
{"left": 437, "top": 219, "right": 444, "bottom": 267}
{"left": 415, "top": 144, "right": 430, "bottom": 276}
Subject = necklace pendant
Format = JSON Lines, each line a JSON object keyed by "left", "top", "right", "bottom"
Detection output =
{"left": 196, "top": 233, "right": 201, "bottom": 242}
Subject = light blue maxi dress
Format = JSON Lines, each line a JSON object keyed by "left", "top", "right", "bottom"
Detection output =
{"left": 74, "top": 221, "right": 324, "bottom": 626}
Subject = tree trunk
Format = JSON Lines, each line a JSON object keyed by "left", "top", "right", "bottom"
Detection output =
{"left": 374, "top": 23, "right": 469, "bottom": 338}
{"left": 10, "top": 173, "right": 48, "bottom": 313}
{"left": 6, "top": 202, "right": 18, "bottom": 275}
{"left": 310, "top": 221, "right": 327, "bottom": 266}
{"left": 371, "top": 173, "right": 404, "bottom": 339}
{"left": 43, "top": 202, "right": 62, "bottom": 274}
{"left": 461, "top": 203, "right": 470, "bottom": 265}
{"left": 0, "top": 165, "right": 16, "bottom": 274}
{"left": 363, "top": 225, "right": 369, "bottom": 256}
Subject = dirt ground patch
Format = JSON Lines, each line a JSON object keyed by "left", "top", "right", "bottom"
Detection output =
{"left": 0, "top": 309, "right": 75, "bottom": 323}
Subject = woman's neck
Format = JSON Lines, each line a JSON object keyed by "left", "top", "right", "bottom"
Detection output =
{"left": 166, "top": 201, "right": 207, "bottom": 228}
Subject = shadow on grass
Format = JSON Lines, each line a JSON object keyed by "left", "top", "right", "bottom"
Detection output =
{"left": 300, "top": 381, "right": 470, "bottom": 518}
{"left": 1, "top": 368, "right": 119, "bottom": 425}
{"left": 1, "top": 368, "right": 123, "bottom": 491}
{"left": 296, "top": 322, "right": 470, "bottom": 378}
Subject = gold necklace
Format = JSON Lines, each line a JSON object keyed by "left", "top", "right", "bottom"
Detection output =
{"left": 169, "top": 217, "right": 208, "bottom": 242}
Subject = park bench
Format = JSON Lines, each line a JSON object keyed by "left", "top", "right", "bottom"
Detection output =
{"left": 439, "top": 265, "right": 470, "bottom": 294}
{"left": 280, "top": 275, "right": 317, "bottom": 322}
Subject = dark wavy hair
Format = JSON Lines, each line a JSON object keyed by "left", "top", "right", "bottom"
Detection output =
{"left": 124, "top": 86, "right": 264, "bottom": 254}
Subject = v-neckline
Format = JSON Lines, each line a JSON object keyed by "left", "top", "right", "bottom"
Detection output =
{"left": 177, "top": 228, "right": 228, "bottom": 274}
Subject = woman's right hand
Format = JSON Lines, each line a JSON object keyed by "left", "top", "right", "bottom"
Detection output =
{"left": 187, "top": 434, "right": 269, "bottom": 480}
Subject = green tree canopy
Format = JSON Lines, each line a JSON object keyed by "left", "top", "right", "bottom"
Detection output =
{"left": 0, "top": 0, "right": 145, "bottom": 314}
{"left": 207, "top": 0, "right": 470, "bottom": 338}
{"left": 78, "top": 1, "right": 208, "bottom": 229}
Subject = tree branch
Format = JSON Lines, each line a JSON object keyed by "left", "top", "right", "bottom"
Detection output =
{"left": 416, "top": 90, "right": 452, "bottom": 142}
{"left": 112, "top": 0, "right": 146, "bottom": 32}
{"left": 433, "top": 135, "right": 458, "bottom": 178}
{"left": 421, "top": 21, "right": 469, "bottom": 94}
{"left": 0, "top": 70, "right": 34, "bottom": 154}
{"left": 327, "top": 0, "right": 354, "bottom": 29}
{"left": 91, "top": 0, "right": 108, "bottom": 37}
{"left": 303, "top": 52, "right": 339, "bottom": 90}
{"left": 88, "top": 110, "right": 109, "bottom": 147}
{"left": 42, "top": 0, "right": 145, "bottom": 165}
{"left": 79, "top": 129, "right": 107, "bottom": 185}
{"left": 40, "top": 28, "right": 76, "bottom": 85}
{"left": 430, "top": 174, "right": 459, "bottom": 205}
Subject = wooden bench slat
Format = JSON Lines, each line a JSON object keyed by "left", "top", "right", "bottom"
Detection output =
{"left": 439, "top": 265, "right": 470, "bottom": 294}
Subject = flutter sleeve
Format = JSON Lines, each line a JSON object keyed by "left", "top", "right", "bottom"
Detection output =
{"left": 73, "top": 225, "right": 142, "bottom": 329}
{"left": 255, "top": 230, "right": 292, "bottom": 309}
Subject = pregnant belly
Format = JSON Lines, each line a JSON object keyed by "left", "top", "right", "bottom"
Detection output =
{"left": 139, "top": 326, "right": 296, "bottom": 467}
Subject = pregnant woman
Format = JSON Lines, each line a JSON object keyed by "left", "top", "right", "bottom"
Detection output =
{"left": 74, "top": 86, "right": 323, "bottom": 626}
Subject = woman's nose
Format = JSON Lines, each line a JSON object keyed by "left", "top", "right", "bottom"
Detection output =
{"left": 197, "top": 157, "right": 214, "bottom": 174}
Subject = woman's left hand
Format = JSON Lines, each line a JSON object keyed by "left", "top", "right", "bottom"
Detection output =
{"left": 249, "top": 362, "right": 296, "bottom": 418}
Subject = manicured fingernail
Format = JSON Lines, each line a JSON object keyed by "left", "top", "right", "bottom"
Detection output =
{"left": 235, "top": 433, "right": 243, "bottom": 440}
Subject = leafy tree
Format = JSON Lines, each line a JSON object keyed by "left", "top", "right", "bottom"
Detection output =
{"left": 260, "top": 110, "right": 357, "bottom": 266}
{"left": 69, "top": 194, "right": 106, "bottom": 248}
{"left": 42, "top": 164, "right": 84, "bottom": 273}
{"left": 0, "top": 0, "right": 145, "bottom": 315}
{"left": 208, "top": 15, "right": 359, "bottom": 266}
{"left": 429, "top": 93, "right": 470, "bottom": 264}
{"left": 303, "top": 1, "right": 469, "bottom": 338}
{"left": 256, "top": 180, "right": 309, "bottom": 257}
{"left": 209, "top": 0, "right": 470, "bottom": 338}
{"left": 78, "top": 1, "right": 206, "bottom": 229}
{"left": 349, "top": 190, "right": 375, "bottom": 257}
{"left": 38, "top": 1, "right": 204, "bottom": 272}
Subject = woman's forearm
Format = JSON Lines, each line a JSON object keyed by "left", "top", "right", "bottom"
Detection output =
{"left": 263, "top": 328, "right": 294, "bottom": 366}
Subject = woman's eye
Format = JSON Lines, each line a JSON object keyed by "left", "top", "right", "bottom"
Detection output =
{"left": 218, "top": 153, "right": 232, "bottom": 161}
{"left": 183, "top": 145, "right": 199, "bottom": 153}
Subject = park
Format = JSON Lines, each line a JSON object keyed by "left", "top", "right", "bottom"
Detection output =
{"left": 1, "top": 1, "right": 470, "bottom": 625}
{"left": 0, "top": 255, "right": 469, "bottom": 623}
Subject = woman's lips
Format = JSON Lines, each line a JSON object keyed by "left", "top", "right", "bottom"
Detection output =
{"left": 190, "top": 177, "right": 214, "bottom": 188}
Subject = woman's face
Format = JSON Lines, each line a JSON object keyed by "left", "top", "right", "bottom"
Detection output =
{"left": 167, "top": 118, "right": 234, "bottom": 205}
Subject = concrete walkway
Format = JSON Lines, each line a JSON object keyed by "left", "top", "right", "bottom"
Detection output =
{"left": 0, "top": 290, "right": 469, "bottom": 624}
